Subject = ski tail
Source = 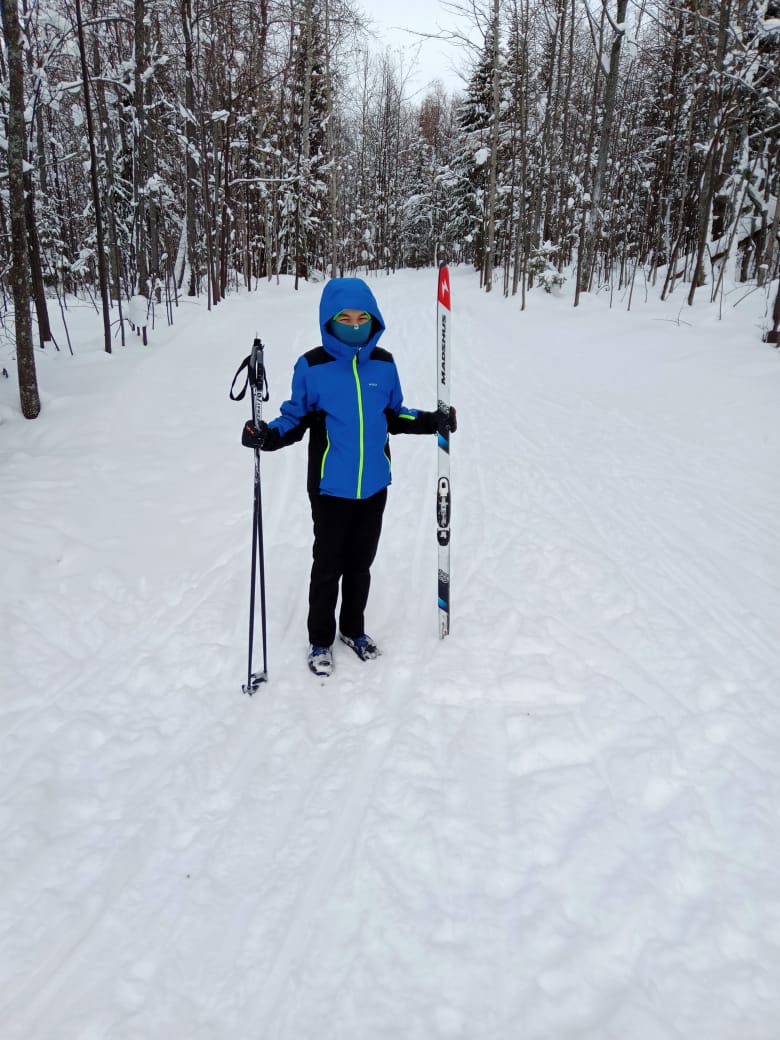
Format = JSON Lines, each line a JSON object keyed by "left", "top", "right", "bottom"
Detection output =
{"left": 436, "top": 263, "right": 451, "bottom": 638}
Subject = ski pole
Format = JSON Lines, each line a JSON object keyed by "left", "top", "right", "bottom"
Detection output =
{"left": 245, "top": 336, "right": 270, "bottom": 691}
{"left": 229, "top": 337, "right": 271, "bottom": 693}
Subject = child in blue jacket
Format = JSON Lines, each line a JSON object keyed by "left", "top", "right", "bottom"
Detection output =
{"left": 242, "top": 277, "right": 456, "bottom": 676}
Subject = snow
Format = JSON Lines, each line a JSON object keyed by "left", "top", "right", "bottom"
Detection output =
{"left": 2, "top": 269, "right": 780, "bottom": 1039}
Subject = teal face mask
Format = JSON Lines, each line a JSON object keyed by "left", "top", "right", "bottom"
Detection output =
{"left": 329, "top": 320, "right": 372, "bottom": 347}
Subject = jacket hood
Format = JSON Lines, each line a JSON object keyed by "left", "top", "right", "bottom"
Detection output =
{"left": 319, "top": 278, "right": 385, "bottom": 360}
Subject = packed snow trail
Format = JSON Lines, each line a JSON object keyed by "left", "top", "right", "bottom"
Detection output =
{"left": 1, "top": 270, "right": 780, "bottom": 1039}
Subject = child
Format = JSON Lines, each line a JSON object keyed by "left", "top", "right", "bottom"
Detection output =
{"left": 242, "top": 277, "right": 456, "bottom": 676}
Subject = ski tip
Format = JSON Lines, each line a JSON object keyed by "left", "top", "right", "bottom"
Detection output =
{"left": 438, "top": 267, "right": 451, "bottom": 309}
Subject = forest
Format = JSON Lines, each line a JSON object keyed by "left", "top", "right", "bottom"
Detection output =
{"left": 1, "top": 0, "right": 779, "bottom": 417}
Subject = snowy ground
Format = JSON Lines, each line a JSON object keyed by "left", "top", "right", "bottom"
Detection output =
{"left": 1, "top": 269, "right": 779, "bottom": 1039}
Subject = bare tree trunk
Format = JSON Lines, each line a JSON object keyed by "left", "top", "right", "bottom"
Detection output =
{"left": 147, "top": 10, "right": 161, "bottom": 299}
{"left": 217, "top": 118, "right": 232, "bottom": 298}
{"left": 574, "top": 13, "right": 602, "bottom": 307}
{"left": 578, "top": 0, "right": 628, "bottom": 297}
{"left": 295, "top": 0, "right": 314, "bottom": 289}
{"left": 199, "top": 109, "right": 215, "bottom": 310}
{"left": 767, "top": 280, "right": 780, "bottom": 346}
{"left": 1, "top": 0, "right": 40, "bottom": 416}
{"left": 324, "top": 0, "right": 339, "bottom": 278}
{"left": 23, "top": 178, "right": 52, "bottom": 347}
{"left": 529, "top": 0, "right": 563, "bottom": 284}
{"left": 661, "top": 99, "right": 697, "bottom": 300}
{"left": 75, "top": 0, "right": 112, "bottom": 353}
{"left": 757, "top": 170, "right": 780, "bottom": 288}
{"left": 483, "top": 0, "right": 501, "bottom": 293}
{"left": 134, "top": 0, "right": 149, "bottom": 295}
{"left": 90, "top": 0, "right": 125, "bottom": 345}
{"left": 180, "top": 0, "right": 199, "bottom": 295}
{"left": 21, "top": 0, "right": 53, "bottom": 347}
{"left": 688, "top": 0, "right": 732, "bottom": 306}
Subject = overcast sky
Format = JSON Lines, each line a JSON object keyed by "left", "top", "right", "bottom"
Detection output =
{"left": 357, "top": 0, "right": 469, "bottom": 95}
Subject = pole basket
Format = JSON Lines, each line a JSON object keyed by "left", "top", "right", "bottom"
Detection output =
{"left": 242, "top": 671, "right": 267, "bottom": 693}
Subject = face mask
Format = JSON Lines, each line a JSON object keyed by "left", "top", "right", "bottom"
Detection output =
{"left": 329, "top": 320, "right": 372, "bottom": 347}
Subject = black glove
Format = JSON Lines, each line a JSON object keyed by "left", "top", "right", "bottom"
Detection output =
{"left": 437, "top": 406, "right": 457, "bottom": 435}
{"left": 242, "top": 419, "right": 268, "bottom": 449}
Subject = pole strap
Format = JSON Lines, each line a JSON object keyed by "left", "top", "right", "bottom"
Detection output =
{"left": 230, "top": 348, "right": 270, "bottom": 403}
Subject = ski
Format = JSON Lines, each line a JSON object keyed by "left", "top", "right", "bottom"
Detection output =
{"left": 436, "top": 263, "right": 452, "bottom": 638}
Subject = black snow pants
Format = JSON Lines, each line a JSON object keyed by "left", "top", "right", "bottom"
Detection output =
{"left": 307, "top": 488, "right": 387, "bottom": 647}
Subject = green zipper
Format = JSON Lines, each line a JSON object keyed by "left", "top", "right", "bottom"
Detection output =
{"left": 320, "top": 430, "right": 330, "bottom": 480}
{"left": 352, "top": 355, "right": 365, "bottom": 498}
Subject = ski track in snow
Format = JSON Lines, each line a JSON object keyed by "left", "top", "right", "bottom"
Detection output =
{"left": 1, "top": 271, "right": 780, "bottom": 1039}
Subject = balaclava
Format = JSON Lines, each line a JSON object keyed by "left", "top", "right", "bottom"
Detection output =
{"left": 328, "top": 315, "right": 373, "bottom": 347}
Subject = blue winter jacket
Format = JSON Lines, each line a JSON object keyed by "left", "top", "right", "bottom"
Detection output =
{"left": 264, "top": 278, "right": 435, "bottom": 499}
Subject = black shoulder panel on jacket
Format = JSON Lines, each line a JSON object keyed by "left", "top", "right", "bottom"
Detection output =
{"left": 369, "top": 347, "right": 394, "bottom": 363}
{"left": 304, "top": 346, "right": 335, "bottom": 367}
